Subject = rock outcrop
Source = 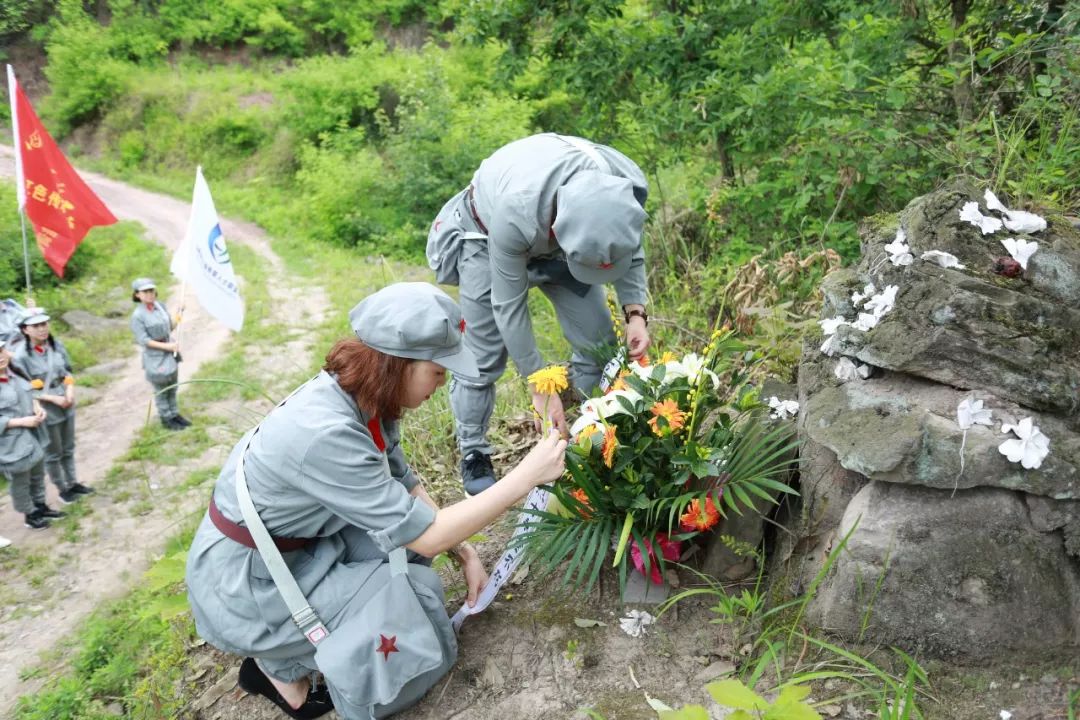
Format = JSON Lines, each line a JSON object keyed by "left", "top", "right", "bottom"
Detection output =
{"left": 775, "top": 179, "right": 1080, "bottom": 660}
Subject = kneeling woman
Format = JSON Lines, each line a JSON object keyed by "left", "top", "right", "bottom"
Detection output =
{"left": 186, "top": 283, "right": 566, "bottom": 720}
{"left": 129, "top": 278, "right": 189, "bottom": 430}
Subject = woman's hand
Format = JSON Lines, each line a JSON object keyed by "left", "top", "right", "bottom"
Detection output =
{"left": 530, "top": 389, "right": 567, "bottom": 437}
{"left": 457, "top": 545, "right": 488, "bottom": 608}
{"left": 515, "top": 429, "right": 567, "bottom": 487}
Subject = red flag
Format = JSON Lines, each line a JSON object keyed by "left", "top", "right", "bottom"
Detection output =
{"left": 7, "top": 65, "right": 116, "bottom": 277}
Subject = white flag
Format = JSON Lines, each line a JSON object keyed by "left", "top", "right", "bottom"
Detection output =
{"left": 171, "top": 167, "right": 244, "bottom": 331}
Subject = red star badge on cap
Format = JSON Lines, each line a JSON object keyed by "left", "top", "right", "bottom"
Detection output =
{"left": 598, "top": 262, "right": 614, "bottom": 270}
{"left": 377, "top": 634, "right": 399, "bottom": 661}
{"left": 459, "top": 318, "right": 466, "bottom": 333}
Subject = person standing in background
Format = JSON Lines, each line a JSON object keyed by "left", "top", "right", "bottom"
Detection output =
{"left": 0, "top": 340, "right": 58, "bottom": 530}
{"left": 130, "top": 278, "right": 190, "bottom": 430}
{"left": 13, "top": 308, "right": 94, "bottom": 503}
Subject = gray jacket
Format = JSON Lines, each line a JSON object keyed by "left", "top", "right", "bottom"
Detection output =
{"left": 471, "top": 133, "right": 649, "bottom": 377}
{"left": 0, "top": 376, "right": 45, "bottom": 471}
{"left": 131, "top": 301, "right": 178, "bottom": 380}
{"left": 12, "top": 339, "right": 75, "bottom": 425}
{"left": 185, "top": 371, "right": 435, "bottom": 655}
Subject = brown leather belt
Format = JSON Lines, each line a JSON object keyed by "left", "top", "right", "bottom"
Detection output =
{"left": 208, "top": 496, "right": 313, "bottom": 552}
{"left": 467, "top": 185, "right": 488, "bottom": 234}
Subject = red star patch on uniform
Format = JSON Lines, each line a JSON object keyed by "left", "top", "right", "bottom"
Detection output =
{"left": 377, "top": 634, "right": 399, "bottom": 661}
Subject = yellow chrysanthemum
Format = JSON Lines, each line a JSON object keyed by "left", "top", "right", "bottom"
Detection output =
{"left": 528, "top": 365, "right": 569, "bottom": 395}
{"left": 575, "top": 423, "right": 601, "bottom": 446}
{"left": 648, "top": 398, "right": 688, "bottom": 436}
{"left": 601, "top": 426, "right": 618, "bottom": 468}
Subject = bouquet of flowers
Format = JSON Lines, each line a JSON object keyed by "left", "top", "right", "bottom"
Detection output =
{"left": 515, "top": 331, "right": 798, "bottom": 593}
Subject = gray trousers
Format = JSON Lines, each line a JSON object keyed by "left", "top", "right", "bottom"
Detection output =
{"left": 149, "top": 372, "right": 180, "bottom": 421}
{"left": 254, "top": 530, "right": 455, "bottom": 720}
{"left": 44, "top": 416, "right": 77, "bottom": 492}
{"left": 7, "top": 461, "right": 46, "bottom": 514}
{"left": 451, "top": 237, "right": 617, "bottom": 455}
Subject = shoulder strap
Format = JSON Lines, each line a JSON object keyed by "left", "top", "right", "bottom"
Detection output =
{"left": 233, "top": 382, "right": 406, "bottom": 647}
{"left": 555, "top": 134, "right": 611, "bottom": 174}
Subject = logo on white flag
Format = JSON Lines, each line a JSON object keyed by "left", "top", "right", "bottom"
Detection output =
{"left": 208, "top": 224, "right": 230, "bottom": 264}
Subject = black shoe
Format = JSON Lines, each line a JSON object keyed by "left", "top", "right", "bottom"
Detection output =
{"left": 461, "top": 451, "right": 497, "bottom": 496}
{"left": 162, "top": 416, "right": 185, "bottom": 431}
{"left": 237, "top": 657, "right": 334, "bottom": 719}
{"left": 34, "top": 503, "right": 66, "bottom": 519}
{"left": 58, "top": 488, "right": 81, "bottom": 504}
{"left": 70, "top": 483, "right": 95, "bottom": 496}
{"left": 174, "top": 415, "right": 192, "bottom": 427}
{"left": 24, "top": 511, "right": 51, "bottom": 530}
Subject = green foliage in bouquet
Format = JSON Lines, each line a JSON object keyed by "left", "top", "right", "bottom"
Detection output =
{"left": 514, "top": 331, "right": 799, "bottom": 594}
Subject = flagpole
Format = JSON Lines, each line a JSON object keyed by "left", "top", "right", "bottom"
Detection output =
{"left": 18, "top": 210, "right": 31, "bottom": 298}
{"left": 174, "top": 166, "right": 199, "bottom": 358}
{"left": 7, "top": 64, "right": 31, "bottom": 300}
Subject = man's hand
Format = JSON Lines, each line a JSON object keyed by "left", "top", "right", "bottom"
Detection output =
{"left": 530, "top": 388, "right": 567, "bottom": 436}
{"left": 626, "top": 314, "right": 651, "bottom": 360}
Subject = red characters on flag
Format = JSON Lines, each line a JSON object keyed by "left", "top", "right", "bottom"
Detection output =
{"left": 8, "top": 67, "right": 117, "bottom": 277}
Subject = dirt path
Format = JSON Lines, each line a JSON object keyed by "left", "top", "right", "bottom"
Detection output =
{"left": 0, "top": 146, "right": 328, "bottom": 714}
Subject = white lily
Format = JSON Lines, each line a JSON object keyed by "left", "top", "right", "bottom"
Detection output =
{"left": 628, "top": 360, "right": 655, "bottom": 382}
{"left": 818, "top": 316, "right": 850, "bottom": 336}
{"left": 956, "top": 397, "right": 993, "bottom": 430}
{"left": 884, "top": 230, "right": 914, "bottom": 266}
{"left": 851, "top": 283, "right": 876, "bottom": 306}
{"left": 998, "top": 417, "right": 1051, "bottom": 470}
{"left": 852, "top": 312, "right": 880, "bottom": 332}
{"left": 920, "top": 250, "right": 966, "bottom": 269}
{"left": 959, "top": 201, "right": 1003, "bottom": 235}
{"left": 985, "top": 189, "right": 1047, "bottom": 233}
{"left": 767, "top": 396, "right": 799, "bottom": 420}
{"left": 1000, "top": 237, "right": 1039, "bottom": 270}
{"left": 583, "top": 388, "right": 641, "bottom": 420}
{"left": 863, "top": 284, "right": 899, "bottom": 318}
{"left": 619, "top": 609, "right": 656, "bottom": 638}
{"left": 675, "top": 353, "right": 720, "bottom": 389}
{"left": 834, "top": 357, "right": 860, "bottom": 382}
{"left": 820, "top": 334, "right": 841, "bottom": 357}
{"left": 569, "top": 408, "right": 602, "bottom": 438}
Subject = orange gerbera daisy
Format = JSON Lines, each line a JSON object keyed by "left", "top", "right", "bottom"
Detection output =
{"left": 680, "top": 495, "right": 721, "bottom": 532}
{"left": 569, "top": 487, "right": 592, "bottom": 519}
{"left": 637, "top": 354, "right": 651, "bottom": 367}
{"left": 601, "top": 426, "right": 618, "bottom": 468}
{"left": 648, "top": 398, "right": 688, "bottom": 435}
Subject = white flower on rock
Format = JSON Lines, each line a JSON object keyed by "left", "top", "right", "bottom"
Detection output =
{"left": 767, "top": 396, "right": 799, "bottom": 420}
{"left": 998, "top": 417, "right": 1051, "bottom": 470}
{"left": 920, "top": 250, "right": 966, "bottom": 269}
{"left": 852, "top": 312, "right": 880, "bottom": 332}
{"left": 820, "top": 334, "right": 841, "bottom": 357}
{"left": 956, "top": 397, "right": 993, "bottom": 430}
{"left": 959, "top": 201, "right": 1003, "bottom": 235}
{"left": 851, "top": 283, "right": 876, "bottom": 306}
{"left": 863, "top": 284, "right": 899, "bottom": 318}
{"left": 1000, "top": 237, "right": 1039, "bottom": 270}
{"left": 884, "top": 229, "right": 913, "bottom": 266}
{"left": 985, "top": 190, "right": 1047, "bottom": 233}
{"left": 819, "top": 316, "right": 850, "bottom": 336}
{"left": 619, "top": 609, "right": 656, "bottom": 638}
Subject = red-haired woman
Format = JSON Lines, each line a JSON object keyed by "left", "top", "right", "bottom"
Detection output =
{"left": 186, "top": 282, "right": 565, "bottom": 720}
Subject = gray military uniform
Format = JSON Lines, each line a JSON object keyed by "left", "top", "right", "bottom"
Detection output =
{"left": 12, "top": 340, "right": 77, "bottom": 492}
{"left": 0, "top": 375, "right": 46, "bottom": 514}
{"left": 431, "top": 133, "right": 649, "bottom": 455}
{"left": 185, "top": 371, "right": 457, "bottom": 720}
{"left": 130, "top": 301, "right": 180, "bottom": 421}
